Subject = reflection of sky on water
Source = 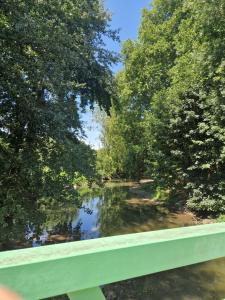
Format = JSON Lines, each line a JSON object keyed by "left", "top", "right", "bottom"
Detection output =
{"left": 25, "top": 228, "right": 49, "bottom": 247}
{"left": 26, "top": 196, "right": 103, "bottom": 246}
{"left": 32, "top": 231, "right": 49, "bottom": 247}
{"left": 71, "top": 197, "right": 101, "bottom": 240}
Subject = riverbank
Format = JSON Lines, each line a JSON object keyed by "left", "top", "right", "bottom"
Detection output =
{"left": 1, "top": 180, "right": 225, "bottom": 299}
{"left": 115, "top": 179, "right": 217, "bottom": 226}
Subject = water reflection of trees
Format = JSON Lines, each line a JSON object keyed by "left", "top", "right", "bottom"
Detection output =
{"left": 97, "top": 186, "right": 128, "bottom": 236}
{"left": 97, "top": 186, "right": 170, "bottom": 236}
{"left": 44, "top": 220, "right": 83, "bottom": 244}
{"left": 0, "top": 199, "right": 79, "bottom": 250}
{"left": 1, "top": 184, "right": 192, "bottom": 251}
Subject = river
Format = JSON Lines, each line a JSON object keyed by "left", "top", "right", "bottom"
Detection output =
{"left": 2, "top": 181, "right": 225, "bottom": 299}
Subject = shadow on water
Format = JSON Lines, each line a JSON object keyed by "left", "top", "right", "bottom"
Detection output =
{"left": 1, "top": 181, "right": 225, "bottom": 300}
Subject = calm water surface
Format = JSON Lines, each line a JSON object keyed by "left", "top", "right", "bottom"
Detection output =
{"left": 5, "top": 182, "right": 225, "bottom": 299}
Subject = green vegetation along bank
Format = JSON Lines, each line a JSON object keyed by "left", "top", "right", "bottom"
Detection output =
{"left": 0, "top": 0, "right": 118, "bottom": 240}
{"left": 98, "top": 0, "right": 225, "bottom": 216}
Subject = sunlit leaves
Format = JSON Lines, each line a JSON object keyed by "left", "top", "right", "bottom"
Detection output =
{"left": 99, "top": 0, "right": 225, "bottom": 214}
{"left": 0, "top": 0, "right": 117, "bottom": 239}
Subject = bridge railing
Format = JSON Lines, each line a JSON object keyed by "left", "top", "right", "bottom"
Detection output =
{"left": 0, "top": 222, "right": 225, "bottom": 300}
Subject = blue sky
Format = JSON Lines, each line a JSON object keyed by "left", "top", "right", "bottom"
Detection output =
{"left": 81, "top": 0, "right": 151, "bottom": 149}
{"left": 104, "top": 0, "right": 151, "bottom": 73}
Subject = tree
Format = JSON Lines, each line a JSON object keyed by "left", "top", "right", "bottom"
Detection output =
{"left": 98, "top": 0, "right": 183, "bottom": 180}
{"left": 0, "top": 0, "right": 118, "bottom": 237}
{"left": 99, "top": 0, "right": 225, "bottom": 214}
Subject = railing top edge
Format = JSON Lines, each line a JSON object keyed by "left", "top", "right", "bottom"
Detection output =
{"left": 0, "top": 222, "right": 224, "bottom": 269}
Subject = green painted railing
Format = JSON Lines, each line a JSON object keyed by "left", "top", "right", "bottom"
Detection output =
{"left": 0, "top": 223, "right": 225, "bottom": 300}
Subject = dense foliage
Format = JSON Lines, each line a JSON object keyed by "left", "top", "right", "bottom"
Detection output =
{"left": 0, "top": 0, "right": 117, "bottom": 238}
{"left": 99, "top": 0, "right": 225, "bottom": 214}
